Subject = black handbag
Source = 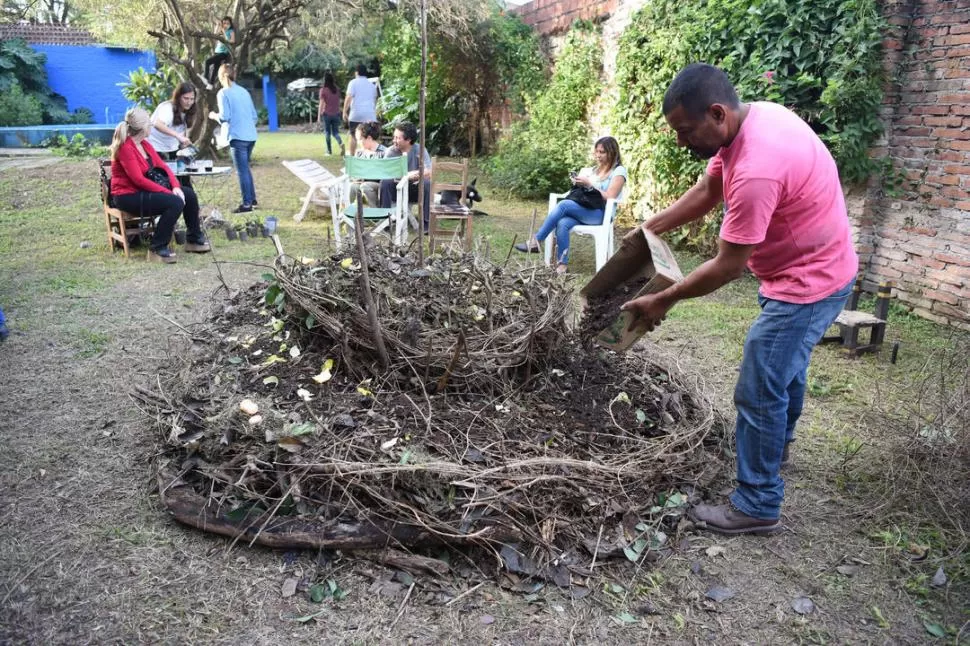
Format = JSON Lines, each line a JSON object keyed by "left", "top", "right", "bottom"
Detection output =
{"left": 565, "top": 185, "right": 606, "bottom": 210}
{"left": 144, "top": 166, "right": 172, "bottom": 190}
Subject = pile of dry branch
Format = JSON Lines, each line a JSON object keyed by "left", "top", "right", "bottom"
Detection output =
{"left": 146, "top": 242, "right": 726, "bottom": 584}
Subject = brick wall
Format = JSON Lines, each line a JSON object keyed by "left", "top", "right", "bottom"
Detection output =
{"left": 0, "top": 23, "right": 95, "bottom": 45}
{"left": 513, "top": 0, "right": 618, "bottom": 37}
{"left": 859, "top": 0, "right": 970, "bottom": 329}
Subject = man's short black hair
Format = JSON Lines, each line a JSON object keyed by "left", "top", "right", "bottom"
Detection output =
{"left": 395, "top": 121, "right": 418, "bottom": 144}
{"left": 662, "top": 63, "right": 740, "bottom": 119}
{"left": 357, "top": 64, "right": 368, "bottom": 76}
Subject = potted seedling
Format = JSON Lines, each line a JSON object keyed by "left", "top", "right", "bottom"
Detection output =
{"left": 238, "top": 224, "right": 249, "bottom": 242}
{"left": 246, "top": 220, "right": 260, "bottom": 238}
{"left": 225, "top": 223, "right": 238, "bottom": 241}
{"left": 173, "top": 228, "right": 187, "bottom": 245}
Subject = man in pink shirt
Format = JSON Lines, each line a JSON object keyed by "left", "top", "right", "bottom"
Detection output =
{"left": 623, "top": 63, "right": 858, "bottom": 534}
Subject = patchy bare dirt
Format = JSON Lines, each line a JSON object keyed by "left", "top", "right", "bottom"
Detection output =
{"left": 0, "top": 159, "right": 954, "bottom": 644}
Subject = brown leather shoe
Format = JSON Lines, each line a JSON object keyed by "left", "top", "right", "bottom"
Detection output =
{"left": 689, "top": 503, "right": 781, "bottom": 535}
{"left": 148, "top": 248, "right": 177, "bottom": 264}
{"left": 183, "top": 241, "right": 211, "bottom": 253}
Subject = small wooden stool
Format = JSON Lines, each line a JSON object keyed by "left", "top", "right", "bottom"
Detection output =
{"left": 821, "top": 278, "right": 893, "bottom": 357}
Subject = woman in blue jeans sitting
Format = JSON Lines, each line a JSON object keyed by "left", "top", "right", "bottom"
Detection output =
{"left": 209, "top": 63, "right": 258, "bottom": 213}
{"left": 515, "top": 136, "right": 626, "bottom": 273}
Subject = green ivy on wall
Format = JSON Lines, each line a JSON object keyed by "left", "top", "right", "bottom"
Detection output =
{"left": 487, "top": 20, "right": 603, "bottom": 199}
{"left": 613, "top": 0, "right": 885, "bottom": 249}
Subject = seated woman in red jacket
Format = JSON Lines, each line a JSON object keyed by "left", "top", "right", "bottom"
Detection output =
{"left": 110, "top": 107, "right": 210, "bottom": 263}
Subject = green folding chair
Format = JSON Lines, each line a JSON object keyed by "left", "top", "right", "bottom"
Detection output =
{"left": 335, "top": 156, "right": 410, "bottom": 246}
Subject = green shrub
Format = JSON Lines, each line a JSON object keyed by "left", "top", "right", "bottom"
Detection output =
{"left": 42, "top": 133, "right": 107, "bottom": 158}
{"left": 0, "top": 82, "right": 44, "bottom": 126}
{"left": 487, "top": 21, "right": 603, "bottom": 199}
{"left": 613, "top": 0, "right": 885, "bottom": 250}
{"left": 280, "top": 91, "right": 318, "bottom": 124}
{"left": 119, "top": 65, "right": 182, "bottom": 112}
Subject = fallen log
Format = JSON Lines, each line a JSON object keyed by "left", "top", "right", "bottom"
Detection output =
{"left": 158, "top": 469, "right": 518, "bottom": 561}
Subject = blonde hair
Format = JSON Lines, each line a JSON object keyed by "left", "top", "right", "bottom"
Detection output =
{"left": 110, "top": 107, "right": 151, "bottom": 160}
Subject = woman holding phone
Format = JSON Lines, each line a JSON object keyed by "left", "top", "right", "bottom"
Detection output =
{"left": 515, "top": 136, "right": 626, "bottom": 273}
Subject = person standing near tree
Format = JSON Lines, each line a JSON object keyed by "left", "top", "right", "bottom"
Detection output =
{"left": 148, "top": 82, "right": 197, "bottom": 160}
{"left": 342, "top": 64, "right": 378, "bottom": 156}
{"left": 317, "top": 73, "right": 344, "bottom": 156}
{"left": 621, "top": 63, "right": 858, "bottom": 535}
{"left": 204, "top": 17, "right": 235, "bottom": 88}
{"left": 209, "top": 64, "right": 258, "bottom": 213}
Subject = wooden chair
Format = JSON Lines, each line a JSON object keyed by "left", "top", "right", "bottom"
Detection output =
{"left": 282, "top": 159, "right": 344, "bottom": 223}
{"left": 100, "top": 159, "right": 155, "bottom": 259}
{"left": 820, "top": 277, "right": 893, "bottom": 357}
{"left": 337, "top": 155, "right": 410, "bottom": 246}
{"left": 428, "top": 157, "right": 473, "bottom": 252}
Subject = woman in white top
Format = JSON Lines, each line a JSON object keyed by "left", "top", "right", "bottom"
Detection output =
{"left": 148, "top": 82, "right": 197, "bottom": 160}
{"left": 516, "top": 136, "right": 627, "bottom": 273}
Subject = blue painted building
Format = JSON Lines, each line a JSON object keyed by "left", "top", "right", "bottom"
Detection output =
{"left": 35, "top": 44, "right": 156, "bottom": 125}
{"left": 0, "top": 23, "right": 155, "bottom": 125}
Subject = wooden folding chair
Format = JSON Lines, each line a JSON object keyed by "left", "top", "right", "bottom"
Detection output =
{"left": 100, "top": 159, "right": 155, "bottom": 259}
{"left": 336, "top": 156, "right": 410, "bottom": 246}
{"left": 428, "top": 157, "right": 473, "bottom": 252}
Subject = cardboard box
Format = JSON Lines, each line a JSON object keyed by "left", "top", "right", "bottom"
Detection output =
{"left": 579, "top": 229, "right": 683, "bottom": 352}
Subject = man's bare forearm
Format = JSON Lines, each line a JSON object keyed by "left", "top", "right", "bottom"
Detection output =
{"left": 645, "top": 176, "right": 722, "bottom": 235}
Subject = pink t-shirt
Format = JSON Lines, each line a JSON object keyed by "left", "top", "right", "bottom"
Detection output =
{"left": 707, "top": 102, "right": 858, "bottom": 304}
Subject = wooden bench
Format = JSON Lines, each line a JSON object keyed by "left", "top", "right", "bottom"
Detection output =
{"left": 821, "top": 277, "right": 893, "bottom": 357}
{"left": 282, "top": 159, "right": 344, "bottom": 223}
{"left": 100, "top": 159, "right": 155, "bottom": 259}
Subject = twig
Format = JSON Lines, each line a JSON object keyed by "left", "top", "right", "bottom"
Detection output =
{"left": 590, "top": 524, "right": 604, "bottom": 570}
{"left": 504, "top": 233, "right": 518, "bottom": 267}
{"left": 527, "top": 207, "right": 538, "bottom": 245}
{"left": 353, "top": 201, "right": 391, "bottom": 369}
{"left": 445, "top": 581, "right": 485, "bottom": 607}
{"left": 388, "top": 581, "right": 416, "bottom": 632}
{"left": 150, "top": 307, "right": 205, "bottom": 342}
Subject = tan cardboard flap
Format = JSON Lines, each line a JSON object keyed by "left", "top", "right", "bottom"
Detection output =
{"left": 580, "top": 230, "right": 683, "bottom": 353}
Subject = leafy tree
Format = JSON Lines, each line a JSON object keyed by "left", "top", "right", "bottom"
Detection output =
{"left": 487, "top": 21, "right": 602, "bottom": 198}
{"left": 377, "top": 3, "right": 545, "bottom": 156}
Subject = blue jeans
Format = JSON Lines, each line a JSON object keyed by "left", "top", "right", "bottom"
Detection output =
{"left": 535, "top": 199, "right": 604, "bottom": 265}
{"left": 229, "top": 139, "right": 256, "bottom": 206}
{"left": 730, "top": 279, "right": 853, "bottom": 519}
{"left": 322, "top": 114, "right": 342, "bottom": 154}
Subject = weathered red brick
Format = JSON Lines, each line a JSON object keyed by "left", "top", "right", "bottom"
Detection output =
{"left": 933, "top": 302, "right": 970, "bottom": 319}
{"left": 924, "top": 289, "right": 962, "bottom": 305}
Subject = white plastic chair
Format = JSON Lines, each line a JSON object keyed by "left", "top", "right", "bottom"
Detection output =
{"left": 543, "top": 192, "right": 623, "bottom": 271}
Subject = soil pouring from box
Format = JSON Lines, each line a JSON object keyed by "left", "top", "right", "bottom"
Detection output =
{"left": 580, "top": 230, "right": 683, "bottom": 352}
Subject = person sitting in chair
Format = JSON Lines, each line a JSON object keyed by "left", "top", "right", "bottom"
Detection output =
{"left": 110, "top": 107, "right": 210, "bottom": 263}
{"left": 515, "top": 136, "right": 626, "bottom": 274}
{"left": 351, "top": 121, "right": 388, "bottom": 207}
{"left": 378, "top": 121, "right": 431, "bottom": 229}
